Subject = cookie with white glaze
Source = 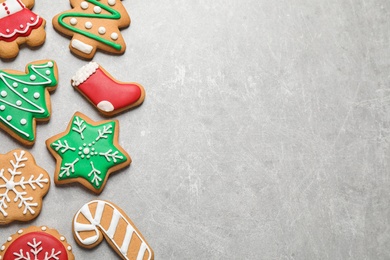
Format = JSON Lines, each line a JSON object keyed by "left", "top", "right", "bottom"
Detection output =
{"left": 0, "top": 149, "right": 50, "bottom": 225}
{"left": 73, "top": 200, "right": 154, "bottom": 260}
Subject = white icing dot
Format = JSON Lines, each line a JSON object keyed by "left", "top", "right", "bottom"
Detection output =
{"left": 60, "top": 236, "right": 65, "bottom": 241}
{"left": 70, "top": 18, "right": 78, "bottom": 25}
{"left": 23, "top": 88, "right": 28, "bottom": 93}
{"left": 67, "top": 246, "right": 72, "bottom": 251}
{"left": 80, "top": 1, "right": 88, "bottom": 9}
{"left": 6, "top": 115, "right": 12, "bottom": 121}
{"left": 16, "top": 100, "right": 22, "bottom": 106}
{"left": 30, "top": 17, "right": 34, "bottom": 21}
{"left": 20, "top": 24, "right": 23, "bottom": 29}
{"left": 94, "top": 6, "right": 102, "bottom": 13}
{"left": 108, "top": 0, "right": 116, "bottom": 5}
{"left": 41, "top": 226, "right": 47, "bottom": 231}
{"left": 48, "top": 61, "right": 54, "bottom": 67}
{"left": 18, "top": 229, "right": 23, "bottom": 234}
{"left": 1, "top": 245, "right": 4, "bottom": 250}
{"left": 13, "top": 82, "right": 18, "bottom": 87}
{"left": 110, "top": 32, "right": 118, "bottom": 40}
{"left": 30, "top": 75, "right": 36, "bottom": 81}
{"left": 6, "top": 29, "right": 10, "bottom": 33}
{"left": 7, "top": 237, "right": 11, "bottom": 242}
{"left": 34, "top": 92, "right": 40, "bottom": 99}
{"left": 0, "top": 90, "right": 7, "bottom": 97}
{"left": 46, "top": 70, "right": 51, "bottom": 75}
{"left": 98, "top": 26, "right": 106, "bottom": 35}
{"left": 0, "top": 105, "right": 5, "bottom": 111}
{"left": 85, "top": 21, "right": 93, "bottom": 29}
{"left": 83, "top": 147, "right": 90, "bottom": 154}
{"left": 20, "top": 119, "right": 27, "bottom": 125}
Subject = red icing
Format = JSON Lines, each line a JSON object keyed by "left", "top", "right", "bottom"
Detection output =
{"left": 77, "top": 68, "right": 142, "bottom": 111}
{"left": 3, "top": 231, "right": 68, "bottom": 260}
{"left": 0, "top": 8, "right": 43, "bottom": 42}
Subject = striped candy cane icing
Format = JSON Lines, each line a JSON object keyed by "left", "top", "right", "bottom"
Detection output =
{"left": 73, "top": 200, "right": 153, "bottom": 260}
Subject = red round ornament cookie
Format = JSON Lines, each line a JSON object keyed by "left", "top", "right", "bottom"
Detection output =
{"left": 0, "top": 226, "right": 75, "bottom": 260}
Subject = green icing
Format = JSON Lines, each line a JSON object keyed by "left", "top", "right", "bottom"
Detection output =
{"left": 58, "top": 0, "right": 122, "bottom": 50}
{"left": 0, "top": 61, "right": 58, "bottom": 142}
{"left": 50, "top": 114, "right": 127, "bottom": 190}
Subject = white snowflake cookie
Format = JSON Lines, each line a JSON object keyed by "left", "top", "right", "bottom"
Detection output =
{"left": 0, "top": 226, "right": 74, "bottom": 260}
{"left": 0, "top": 149, "right": 50, "bottom": 225}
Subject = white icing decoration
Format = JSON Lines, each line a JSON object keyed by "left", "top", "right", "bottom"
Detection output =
{"left": 48, "top": 61, "right": 54, "bottom": 67}
{"left": 12, "top": 237, "right": 62, "bottom": 259}
{"left": 46, "top": 70, "right": 51, "bottom": 75}
{"left": 108, "top": 0, "right": 116, "bottom": 6}
{"left": 71, "top": 39, "right": 93, "bottom": 54}
{"left": 12, "top": 82, "right": 18, "bottom": 87}
{"left": 0, "top": 151, "right": 49, "bottom": 217}
{"left": 71, "top": 62, "right": 99, "bottom": 87}
{"left": 1, "top": 245, "right": 4, "bottom": 251}
{"left": 19, "top": 24, "right": 23, "bottom": 29}
{"left": 68, "top": 246, "right": 72, "bottom": 251}
{"left": 85, "top": 21, "right": 93, "bottom": 29}
{"left": 18, "top": 229, "right": 23, "bottom": 234}
{"left": 73, "top": 200, "right": 153, "bottom": 260}
{"left": 23, "top": 87, "right": 28, "bottom": 93}
{"left": 70, "top": 17, "right": 78, "bottom": 25}
{"left": 20, "top": 119, "right": 26, "bottom": 125}
{"left": 1, "top": 90, "right": 7, "bottom": 97}
{"left": 94, "top": 6, "right": 102, "bottom": 13}
{"left": 41, "top": 226, "right": 47, "bottom": 231}
{"left": 97, "top": 100, "right": 114, "bottom": 112}
{"left": 110, "top": 32, "right": 118, "bottom": 40}
{"left": 16, "top": 100, "right": 22, "bottom": 106}
{"left": 60, "top": 236, "right": 65, "bottom": 241}
{"left": 0, "top": 105, "right": 5, "bottom": 110}
{"left": 30, "top": 75, "right": 36, "bottom": 81}
{"left": 7, "top": 237, "right": 11, "bottom": 242}
{"left": 34, "top": 92, "right": 40, "bottom": 99}
{"left": 80, "top": 1, "right": 89, "bottom": 9}
{"left": 6, "top": 115, "right": 11, "bottom": 121}
{"left": 98, "top": 26, "right": 106, "bottom": 35}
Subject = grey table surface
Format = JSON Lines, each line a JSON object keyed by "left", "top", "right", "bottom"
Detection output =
{"left": 0, "top": 0, "right": 389, "bottom": 259}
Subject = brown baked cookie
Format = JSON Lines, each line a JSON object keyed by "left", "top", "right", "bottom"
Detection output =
{"left": 46, "top": 112, "right": 131, "bottom": 194}
{"left": 71, "top": 62, "right": 145, "bottom": 116}
{"left": 0, "top": 226, "right": 74, "bottom": 260}
{"left": 0, "top": 149, "right": 50, "bottom": 225}
{"left": 0, "top": 60, "right": 58, "bottom": 146}
{"left": 52, "top": 0, "right": 131, "bottom": 59}
{"left": 0, "top": 0, "right": 46, "bottom": 59}
{"left": 73, "top": 199, "right": 154, "bottom": 260}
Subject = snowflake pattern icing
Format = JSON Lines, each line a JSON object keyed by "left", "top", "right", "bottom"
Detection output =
{"left": 13, "top": 238, "right": 61, "bottom": 260}
{"left": 0, "top": 150, "right": 49, "bottom": 222}
{"left": 47, "top": 113, "right": 129, "bottom": 193}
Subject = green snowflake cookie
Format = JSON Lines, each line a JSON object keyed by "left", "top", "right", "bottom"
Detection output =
{"left": 0, "top": 60, "right": 58, "bottom": 145}
{"left": 46, "top": 112, "right": 131, "bottom": 194}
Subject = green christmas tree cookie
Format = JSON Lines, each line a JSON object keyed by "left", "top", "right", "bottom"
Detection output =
{"left": 0, "top": 60, "right": 58, "bottom": 145}
{"left": 46, "top": 112, "right": 131, "bottom": 194}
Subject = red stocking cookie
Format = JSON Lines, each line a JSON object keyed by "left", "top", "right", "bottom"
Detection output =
{"left": 0, "top": 226, "right": 75, "bottom": 260}
{"left": 73, "top": 200, "right": 154, "bottom": 260}
{"left": 0, "top": 0, "right": 46, "bottom": 59}
{"left": 72, "top": 62, "right": 145, "bottom": 116}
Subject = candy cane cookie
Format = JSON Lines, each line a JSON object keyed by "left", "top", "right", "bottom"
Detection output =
{"left": 73, "top": 200, "right": 154, "bottom": 260}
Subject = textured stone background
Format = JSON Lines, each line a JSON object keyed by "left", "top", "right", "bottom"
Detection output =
{"left": 0, "top": 0, "right": 390, "bottom": 259}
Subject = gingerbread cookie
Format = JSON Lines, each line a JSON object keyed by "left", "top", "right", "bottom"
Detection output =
{"left": 0, "top": 226, "right": 74, "bottom": 260}
{"left": 0, "top": 0, "right": 46, "bottom": 59}
{"left": 46, "top": 112, "right": 131, "bottom": 194}
{"left": 72, "top": 62, "right": 145, "bottom": 116}
{"left": 0, "top": 60, "right": 58, "bottom": 146}
{"left": 73, "top": 200, "right": 154, "bottom": 260}
{"left": 0, "top": 149, "right": 50, "bottom": 225}
{"left": 52, "top": 0, "right": 131, "bottom": 59}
